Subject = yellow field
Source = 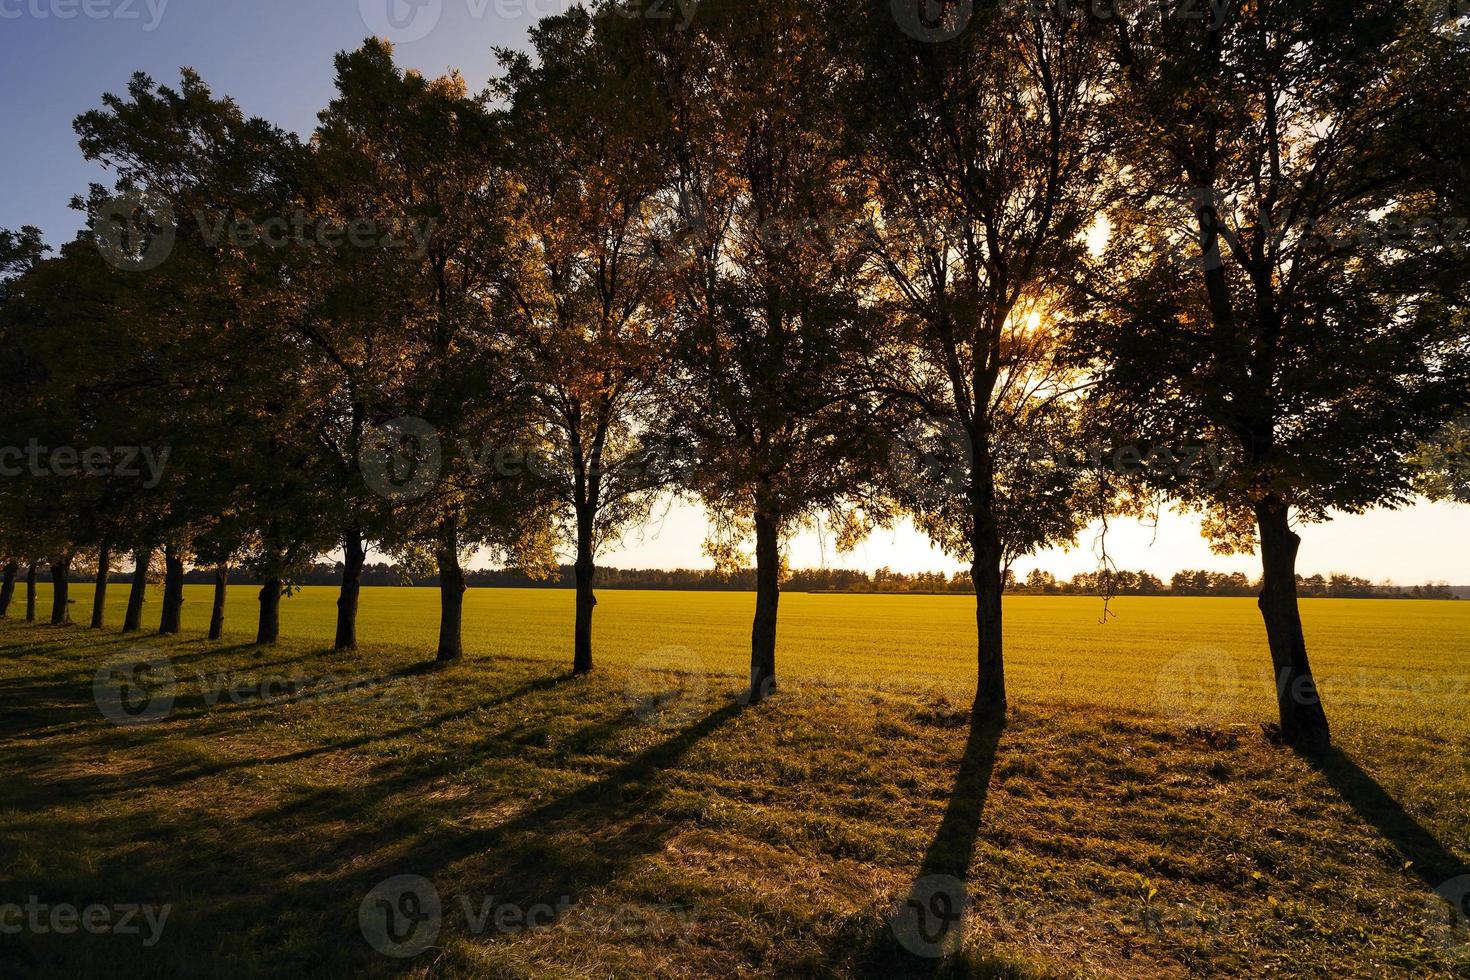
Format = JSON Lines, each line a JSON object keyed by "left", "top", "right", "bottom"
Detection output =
{"left": 32, "top": 583, "right": 1470, "bottom": 736}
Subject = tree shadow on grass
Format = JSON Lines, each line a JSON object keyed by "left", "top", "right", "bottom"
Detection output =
{"left": 0, "top": 662, "right": 747, "bottom": 977}
{"left": 0, "top": 629, "right": 175, "bottom": 680}
{"left": 0, "top": 672, "right": 575, "bottom": 806}
{"left": 1, "top": 638, "right": 509, "bottom": 746}
{"left": 851, "top": 712, "right": 1010, "bottom": 979}
{"left": 260, "top": 696, "right": 735, "bottom": 952}
{"left": 153, "top": 672, "right": 569, "bottom": 784}
{"left": 1299, "top": 745, "right": 1470, "bottom": 889}
{"left": 0, "top": 644, "right": 327, "bottom": 741}
{"left": 213, "top": 694, "right": 748, "bottom": 974}
{"left": 333, "top": 695, "right": 744, "bottom": 877}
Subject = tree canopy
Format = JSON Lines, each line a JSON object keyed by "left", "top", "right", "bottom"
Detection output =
{"left": 1, "top": 2, "right": 1466, "bottom": 747}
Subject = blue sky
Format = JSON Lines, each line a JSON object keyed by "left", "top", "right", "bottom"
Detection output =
{"left": 2, "top": 0, "right": 1466, "bottom": 582}
{"left": 0, "top": 0, "right": 576, "bottom": 245}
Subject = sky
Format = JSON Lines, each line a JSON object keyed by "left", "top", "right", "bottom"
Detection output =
{"left": 2, "top": 0, "right": 1466, "bottom": 584}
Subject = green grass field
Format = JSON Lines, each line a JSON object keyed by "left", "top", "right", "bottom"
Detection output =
{"left": 31, "top": 583, "right": 1470, "bottom": 736}
{"left": 3, "top": 588, "right": 1469, "bottom": 977}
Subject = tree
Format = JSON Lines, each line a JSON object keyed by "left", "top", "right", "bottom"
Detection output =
{"left": 319, "top": 40, "right": 553, "bottom": 663}
{"left": 283, "top": 50, "right": 467, "bottom": 652}
{"left": 0, "top": 243, "right": 164, "bottom": 632}
{"left": 121, "top": 549, "right": 152, "bottom": 633}
{"left": 189, "top": 519, "right": 246, "bottom": 641}
{"left": 0, "top": 561, "right": 16, "bottom": 619}
{"left": 24, "top": 561, "right": 38, "bottom": 621}
{"left": 76, "top": 68, "right": 342, "bottom": 645}
{"left": 0, "top": 240, "right": 134, "bottom": 630}
{"left": 634, "top": 0, "right": 893, "bottom": 703}
{"left": 847, "top": 1, "right": 1110, "bottom": 715}
{"left": 493, "top": 9, "right": 674, "bottom": 675}
{"left": 1076, "top": 1, "right": 1470, "bottom": 746}
{"left": 0, "top": 226, "right": 48, "bottom": 619}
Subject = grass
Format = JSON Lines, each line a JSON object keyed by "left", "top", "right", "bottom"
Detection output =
{"left": 29, "top": 583, "right": 1470, "bottom": 735}
{"left": 1, "top": 587, "right": 1468, "bottom": 977}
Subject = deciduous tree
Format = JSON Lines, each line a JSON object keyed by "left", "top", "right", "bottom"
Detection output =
{"left": 493, "top": 9, "right": 675, "bottom": 675}
{"left": 848, "top": 1, "right": 1110, "bottom": 715}
{"left": 635, "top": 0, "right": 893, "bottom": 702}
{"left": 1076, "top": 1, "right": 1470, "bottom": 746}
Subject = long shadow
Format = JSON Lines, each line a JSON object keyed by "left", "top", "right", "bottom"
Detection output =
{"left": 859, "top": 712, "right": 1006, "bottom": 979}
{"left": 0, "top": 672, "right": 575, "bottom": 829}
{"left": 271, "top": 697, "right": 747, "bottom": 956}
{"left": 0, "top": 694, "right": 746, "bottom": 978}
{"left": 71, "top": 672, "right": 573, "bottom": 797}
{"left": 0, "top": 649, "right": 557, "bottom": 808}
{"left": 0, "top": 632, "right": 186, "bottom": 683}
{"left": 0, "top": 646, "right": 327, "bottom": 741}
{"left": 917, "top": 714, "right": 1006, "bottom": 880}
{"left": 0, "top": 655, "right": 574, "bottom": 801}
{"left": 1300, "top": 745, "right": 1470, "bottom": 889}
{"left": 134, "top": 655, "right": 444, "bottom": 728}
{"left": 0, "top": 640, "right": 275, "bottom": 691}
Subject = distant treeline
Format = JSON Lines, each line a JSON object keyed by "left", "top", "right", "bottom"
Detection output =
{"left": 104, "top": 563, "right": 1461, "bottom": 599}
{"left": 1018, "top": 569, "right": 1461, "bottom": 600}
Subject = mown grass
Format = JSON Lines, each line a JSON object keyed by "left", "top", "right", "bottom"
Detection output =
{"left": 2, "top": 591, "right": 1468, "bottom": 977}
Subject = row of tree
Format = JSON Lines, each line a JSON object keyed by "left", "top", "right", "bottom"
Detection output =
{"left": 2, "top": 1, "right": 1468, "bottom": 748}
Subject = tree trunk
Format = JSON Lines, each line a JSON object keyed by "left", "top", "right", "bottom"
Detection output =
{"left": 748, "top": 509, "right": 781, "bottom": 704}
{"left": 1255, "top": 498, "right": 1331, "bottom": 749}
{"left": 256, "top": 577, "right": 282, "bottom": 645}
{"left": 90, "top": 543, "right": 111, "bottom": 629}
{"left": 334, "top": 527, "right": 366, "bottom": 651}
{"left": 970, "top": 443, "right": 1007, "bottom": 717}
{"left": 435, "top": 517, "right": 465, "bottom": 663}
{"left": 49, "top": 554, "right": 73, "bottom": 625}
{"left": 208, "top": 565, "right": 228, "bottom": 640}
{"left": 157, "top": 545, "right": 184, "bottom": 635}
{"left": 0, "top": 561, "right": 17, "bottom": 618}
{"left": 971, "top": 533, "right": 1007, "bottom": 717}
{"left": 572, "top": 506, "right": 597, "bottom": 675}
{"left": 122, "top": 548, "right": 150, "bottom": 633}
{"left": 25, "top": 561, "right": 38, "bottom": 622}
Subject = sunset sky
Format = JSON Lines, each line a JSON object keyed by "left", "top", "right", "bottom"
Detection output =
{"left": 3, "top": 0, "right": 1465, "bottom": 584}
{"left": 595, "top": 499, "right": 1470, "bottom": 584}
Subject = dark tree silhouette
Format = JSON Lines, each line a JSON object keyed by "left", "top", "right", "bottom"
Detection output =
{"left": 846, "top": 1, "right": 1110, "bottom": 717}
{"left": 1076, "top": 1, "right": 1470, "bottom": 746}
